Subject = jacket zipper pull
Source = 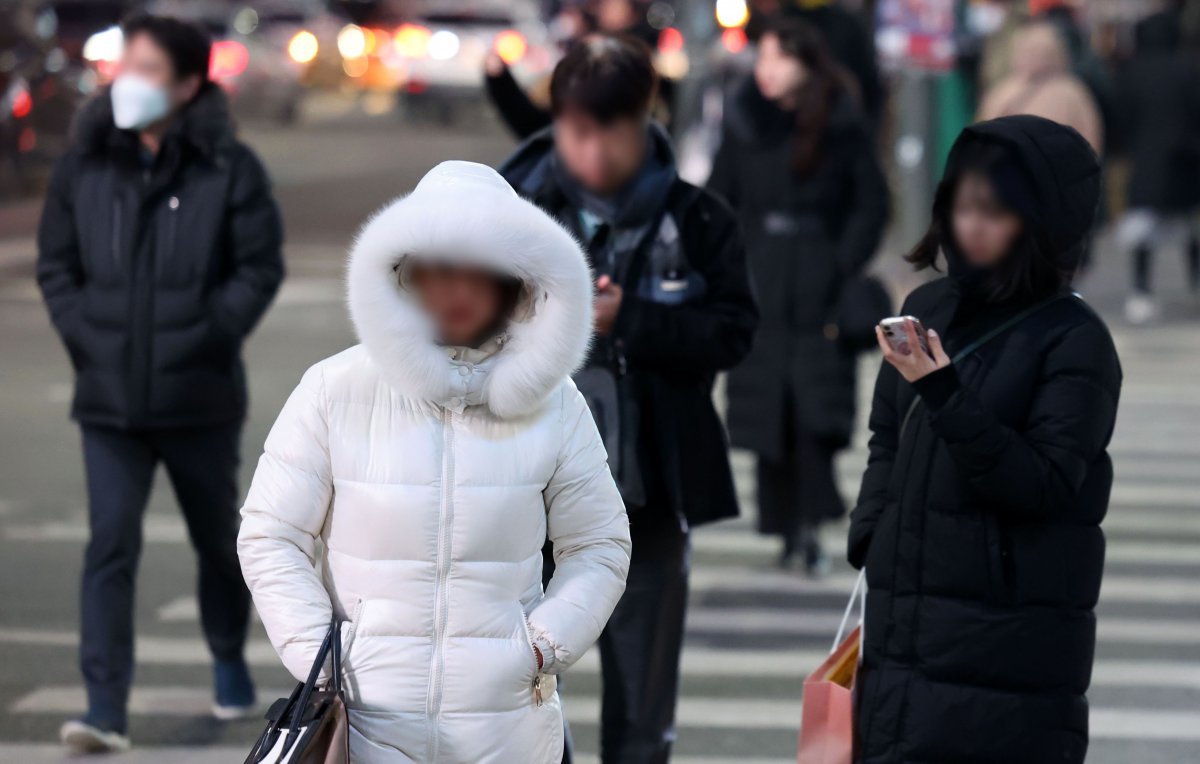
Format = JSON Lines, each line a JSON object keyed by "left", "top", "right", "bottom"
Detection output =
{"left": 533, "top": 675, "right": 543, "bottom": 707}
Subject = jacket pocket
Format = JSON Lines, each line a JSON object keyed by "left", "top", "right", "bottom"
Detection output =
{"left": 519, "top": 609, "right": 549, "bottom": 707}
{"left": 341, "top": 599, "right": 365, "bottom": 662}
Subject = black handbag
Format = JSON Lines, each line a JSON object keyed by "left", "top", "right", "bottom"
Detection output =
{"left": 830, "top": 275, "right": 893, "bottom": 352}
{"left": 245, "top": 618, "right": 350, "bottom": 764}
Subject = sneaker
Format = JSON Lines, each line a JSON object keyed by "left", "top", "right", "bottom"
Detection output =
{"left": 1124, "top": 294, "right": 1161, "bottom": 325}
{"left": 213, "top": 658, "right": 256, "bottom": 720}
{"left": 60, "top": 719, "right": 131, "bottom": 754}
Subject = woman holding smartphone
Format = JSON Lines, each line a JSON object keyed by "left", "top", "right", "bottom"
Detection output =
{"left": 708, "top": 18, "right": 888, "bottom": 574}
{"left": 849, "top": 116, "right": 1121, "bottom": 763}
{"left": 238, "top": 161, "right": 630, "bottom": 762}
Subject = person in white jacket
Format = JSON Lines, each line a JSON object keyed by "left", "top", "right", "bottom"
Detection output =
{"left": 237, "top": 160, "right": 631, "bottom": 763}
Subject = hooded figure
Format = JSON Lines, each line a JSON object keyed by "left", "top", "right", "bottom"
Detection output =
{"left": 848, "top": 116, "right": 1122, "bottom": 763}
{"left": 238, "top": 161, "right": 631, "bottom": 763}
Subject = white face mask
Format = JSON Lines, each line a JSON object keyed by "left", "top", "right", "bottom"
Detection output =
{"left": 110, "top": 73, "right": 171, "bottom": 131}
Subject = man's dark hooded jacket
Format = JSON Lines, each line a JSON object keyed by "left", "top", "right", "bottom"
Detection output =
{"left": 501, "top": 126, "right": 758, "bottom": 526}
{"left": 848, "top": 116, "right": 1122, "bottom": 764}
{"left": 37, "top": 84, "right": 284, "bottom": 429}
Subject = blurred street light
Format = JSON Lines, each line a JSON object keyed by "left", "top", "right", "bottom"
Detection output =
{"left": 715, "top": 0, "right": 750, "bottom": 29}
{"left": 287, "top": 30, "right": 320, "bottom": 65}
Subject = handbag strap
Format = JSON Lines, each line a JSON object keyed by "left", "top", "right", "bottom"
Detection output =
{"left": 281, "top": 618, "right": 342, "bottom": 753}
{"left": 831, "top": 569, "right": 866, "bottom": 653}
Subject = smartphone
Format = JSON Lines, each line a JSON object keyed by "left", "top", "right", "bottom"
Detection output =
{"left": 879, "top": 316, "right": 930, "bottom": 357}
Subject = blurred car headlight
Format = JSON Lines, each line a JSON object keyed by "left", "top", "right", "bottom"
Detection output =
{"left": 83, "top": 25, "right": 123, "bottom": 63}
{"left": 428, "top": 30, "right": 459, "bottom": 61}
{"left": 494, "top": 30, "right": 527, "bottom": 65}
{"left": 715, "top": 0, "right": 750, "bottom": 29}
{"left": 288, "top": 30, "right": 320, "bottom": 64}
{"left": 338, "top": 24, "right": 368, "bottom": 59}
{"left": 395, "top": 24, "right": 432, "bottom": 58}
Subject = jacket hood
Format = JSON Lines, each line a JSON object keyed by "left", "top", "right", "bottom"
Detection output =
{"left": 72, "top": 82, "right": 236, "bottom": 159}
{"left": 950, "top": 115, "right": 1100, "bottom": 260}
{"left": 346, "top": 160, "right": 593, "bottom": 418}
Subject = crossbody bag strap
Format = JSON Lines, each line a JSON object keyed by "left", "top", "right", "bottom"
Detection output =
{"left": 896, "top": 291, "right": 1079, "bottom": 441}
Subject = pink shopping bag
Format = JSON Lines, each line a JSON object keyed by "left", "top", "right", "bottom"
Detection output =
{"left": 797, "top": 570, "right": 864, "bottom": 764}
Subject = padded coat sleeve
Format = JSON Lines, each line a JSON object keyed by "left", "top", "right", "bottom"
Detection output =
{"left": 847, "top": 359, "right": 901, "bottom": 568}
{"left": 915, "top": 320, "right": 1122, "bottom": 519}
{"left": 237, "top": 364, "right": 335, "bottom": 682}
{"left": 530, "top": 384, "right": 632, "bottom": 673}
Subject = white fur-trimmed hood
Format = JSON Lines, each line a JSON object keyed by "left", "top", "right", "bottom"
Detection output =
{"left": 346, "top": 161, "right": 593, "bottom": 418}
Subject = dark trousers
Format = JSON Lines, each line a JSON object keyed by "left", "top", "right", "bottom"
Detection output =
{"left": 755, "top": 432, "right": 845, "bottom": 541}
{"left": 597, "top": 510, "right": 690, "bottom": 764}
{"left": 79, "top": 424, "right": 250, "bottom": 732}
{"left": 1133, "top": 233, "right": 1200, "bottom": 293}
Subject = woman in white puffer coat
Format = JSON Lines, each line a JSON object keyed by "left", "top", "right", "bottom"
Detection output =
{"left": 237, "top": 160, "right": 631, "bottom": 763}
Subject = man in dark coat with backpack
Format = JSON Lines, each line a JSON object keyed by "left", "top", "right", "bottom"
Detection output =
{"left": 501, "top": 35, "right": 757, "bottom": 764}
{"left": 36, "top": 15, "right": 283, "bottom": 753}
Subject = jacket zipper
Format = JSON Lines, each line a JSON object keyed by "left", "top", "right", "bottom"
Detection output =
{"left": 111, "top": 198, "right": 122, "bottom": 268}
{"left": 521, "top": 609, "right": 544, "bottom": 707}
{"left": 427, "top": 407, "right": 456, "bottom": 759}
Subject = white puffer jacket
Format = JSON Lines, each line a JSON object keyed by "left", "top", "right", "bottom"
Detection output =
{"left": 238, "top": 161, "right": 631, "bottom": 763}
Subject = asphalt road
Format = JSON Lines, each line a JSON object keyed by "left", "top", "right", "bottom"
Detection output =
{"left": 0, "top": 104, "right": 1198, "bottom": 763}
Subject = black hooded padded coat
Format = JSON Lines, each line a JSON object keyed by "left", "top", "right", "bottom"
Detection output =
{"left": 847, "top": 116, "right": 1122, "bottom": 764}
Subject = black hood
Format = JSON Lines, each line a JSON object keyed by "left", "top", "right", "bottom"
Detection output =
{"left": 71, "top": 82, "right": 236, "bottom": 162}
{"left": 947, "top": 115, "right": 1100, "bottom": 263}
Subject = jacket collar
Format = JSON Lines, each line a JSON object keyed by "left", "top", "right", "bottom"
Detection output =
{"left": 71, "top": 83, "right": 236, "bottom": 164}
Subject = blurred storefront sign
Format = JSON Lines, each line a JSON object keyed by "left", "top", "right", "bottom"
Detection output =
{"left": 875, "top": 0, "right": 956, "bottom": 71}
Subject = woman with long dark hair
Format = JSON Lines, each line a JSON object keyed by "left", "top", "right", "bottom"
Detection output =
{"left": 849, "top": 116, "right": 1122, "bottom": 763}
{"left": 708, "top": 18, "right": 888, "bottom": 573}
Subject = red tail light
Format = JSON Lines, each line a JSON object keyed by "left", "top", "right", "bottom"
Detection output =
{"left": 658, "top": 27, "right": 685, "bottom": 54}
{"left": 11, "top": 87, "right": 32, "bottom": 119}
{"left": 721, "top": 27, "right": 748, "bottom": 54}
{"left": 210, "top": 40, "right": 249, "bottom": 81}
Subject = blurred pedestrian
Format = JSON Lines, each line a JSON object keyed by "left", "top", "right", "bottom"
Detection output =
{"left": 780, "top": 0, "right": 884, "bottom": 130}
{"left": 1115, "top": 10, "right": 1200, "bottom": 324}
{"left": 849, "top": 116, "right": 1120, "bottom": 764}
{"left": 239, "top": 161, "right": 631, "bottom": 763}
{"left": 978, "top": 21, "right": 1103, "bottom": 152}
{"left": 708, "top": 18, "right": 887, "bottom": 574}
{"left": 501, "top": 35, "right": 758, "bottom": 764}
{"left": 36, "top": 14, "right": 283, "bottom": 754}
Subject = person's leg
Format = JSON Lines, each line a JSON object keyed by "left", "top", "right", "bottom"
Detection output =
{"left": 755, "top": 455, "right": 798, "bottom": 565}
{"left": 154, "top": 424, "right": 252, "bottom": 708}
{"left": 598, "top": 511, "right": 690, "bottom": 764}
{"left": 1186, "top": 218, "right": 1200, "bottom": 293}
{"left": 78, "top": 426, "right": 157, "bottom": 734}
{"left": 1133, "top": 242, "right": 1153, "bottom": 294}
{"left": 794, "top": 432, "right": 846, "bottom": 578}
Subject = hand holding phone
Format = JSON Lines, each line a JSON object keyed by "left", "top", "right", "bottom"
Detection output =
{"left": 879, "top": 316, "right": 930, "bottom": 358}
{"left": 875, "top": 316, "right": 951, "bottom": 383}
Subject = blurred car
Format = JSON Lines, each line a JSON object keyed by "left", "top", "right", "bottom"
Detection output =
{"left": 390, "top": 0, "right": 556, "bottom": 124}
{"left": 1, "top": 1, "right": 95, "bottom": 194}
{"left": 73, "top": 0, "right": 330, "bottom": 124}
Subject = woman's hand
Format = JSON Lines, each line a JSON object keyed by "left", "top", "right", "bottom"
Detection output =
{"left": 875, "top": 320, "right": 950, "bottom": 383}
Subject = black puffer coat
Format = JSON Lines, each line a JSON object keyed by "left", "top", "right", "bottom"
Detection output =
{"left": 848, "top": 117, "right": 1122, "bottom": 763}
{"left": 709, "top": 80, "right": 888, "bottom": 457}
{"left": 37, "top": 85, "right": 283, "bottom": 429}
{"left": 1116, "top": 11, "right": 1200, "bottom": 212}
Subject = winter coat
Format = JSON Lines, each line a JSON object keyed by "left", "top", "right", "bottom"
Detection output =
{"left": 709, "top": 82, "right": 888, "bottom": 456}
{"left": 501, "top": 127, "right": 758, "bottom": 526}
{"left": 36, "top": 85, "right": 283, "bottom": 429}
{"left": 238, "top": 161, "right": 631, "bottom": 764}
{"left": 978, "top": 22, "right": 1104, "bottom": 153}
{"left": 848, "top": 116, "right": 1121, "bottom": 764}
{"left": 1116, "top": 11, "right": 1200, "bottom": 212}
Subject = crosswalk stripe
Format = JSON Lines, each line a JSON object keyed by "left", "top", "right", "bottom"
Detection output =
{"left": 12, "top": 687, "right": 1200, "bottom": 742}
{"left": 0, "top": 745, "right": 791, "bottom": 764}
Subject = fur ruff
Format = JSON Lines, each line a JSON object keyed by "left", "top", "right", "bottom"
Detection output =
{"left": 346, "top": 161, "right": 593, "bottom": 419}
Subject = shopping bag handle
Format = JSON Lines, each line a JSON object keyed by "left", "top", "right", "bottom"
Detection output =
{"left": 832, "top": 569, "right": 866, "bottom": 653}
